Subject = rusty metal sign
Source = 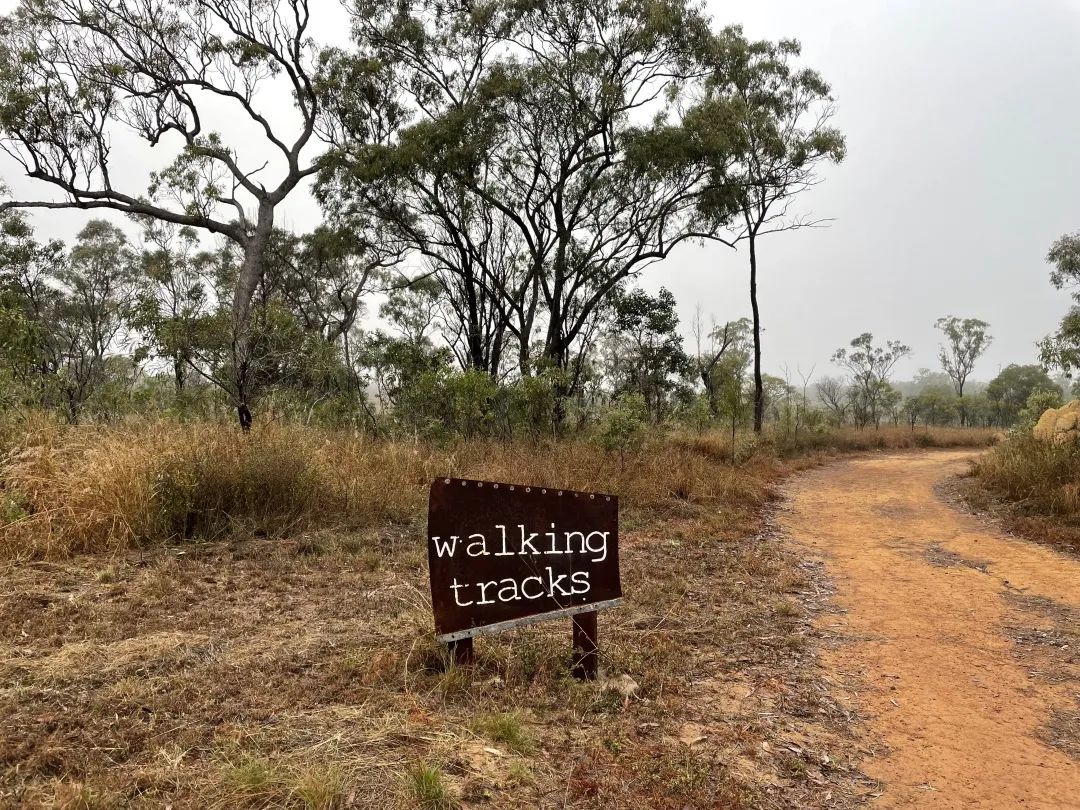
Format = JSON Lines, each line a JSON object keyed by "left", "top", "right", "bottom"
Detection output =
{"left": 427, "top": 477, "right": 622, "bottom": 642}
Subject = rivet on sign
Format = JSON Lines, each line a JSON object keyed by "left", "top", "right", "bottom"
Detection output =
{"left": 477, "top": 482, "right": 483, "bottom": 487}
{"left": 461, "top": 481, "right": 467, "bottom": 486}
{"left": 444, "top": 478, "right": 450, "bottom": 484}
{"left": 542, "top": 489, "right": 547, "bottom": 494}
{"left": 605, "top": 496, "right": 611, "bottom": 501}
{"left": 558, "top": 491, "right": 563, "bottom": 496}
{"left": 590, "top": 494, "right": 595, "bottom": 499}
{"left": 493, "top": 483, "right": 499, "bottom": 489}
{"left": 509, "top": 486, "right": 515, "bottom": 491}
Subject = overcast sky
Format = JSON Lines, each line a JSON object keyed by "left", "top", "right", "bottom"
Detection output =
{"left": 3, "top": 0, "right": 1079, "bottom": 384}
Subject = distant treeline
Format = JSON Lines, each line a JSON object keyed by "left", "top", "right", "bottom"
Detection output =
{"left": 0, "top": 209, "right": 1056, "bottom": 443}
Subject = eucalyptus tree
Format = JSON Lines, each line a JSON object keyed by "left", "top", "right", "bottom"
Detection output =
{"left": 604, "top": 287, "right": 692, "bottom": 424}
{"left": 693, "top": 313, "right": 751, "bottom": 418}
{"left": 692, "top": 36, "right": 845, "bottom": 433}
{"left": 52, "top": 220, "right": 139, "bottom": 421}
{"left": 831, "top": 333, "right": 911, "bottom": 429}
{"left": 1040, "top": 232, "right": 1080, "bottom": 376}
{"left": 131, "top": 220, "right": 212, "bottom": 394}
{"left": 315, "top": 2, "right": 526, "bottom": 378}
{"left": 0, "top": 208, "right": 65, "bottom": 402}
{"left": 265, "top": 225, "right": 401, "bottom": 386}
{"left": 934, "top": 315, "right": 991, "bottom": 425}
{"left": 0, "top": 0, "right": 333, "bottom": 428}
{"left": 319, "top": 0, "right": 748, "bottom": 422}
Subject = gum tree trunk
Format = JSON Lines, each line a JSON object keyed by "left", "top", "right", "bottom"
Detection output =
{"left": 231, "top": 203, "right": 274, "bottom": 431}
{"left": 749, "top": 233, "right": 764, "bottom": 434}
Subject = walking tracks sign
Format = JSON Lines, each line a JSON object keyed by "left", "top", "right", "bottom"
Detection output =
{"left": 426, "top": 477, "right": 622, "bottom": 668}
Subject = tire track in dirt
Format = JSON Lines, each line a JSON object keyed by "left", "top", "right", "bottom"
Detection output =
{"left": 778, "top": 450, "right": 1079, "bottom": 809}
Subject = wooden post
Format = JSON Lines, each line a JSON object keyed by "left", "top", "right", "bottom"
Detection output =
{"left": 448, "top": 637, "right": 473, "bottom": 667}
{"left": 571, "top": 611, "right": 598, "bottom": 680}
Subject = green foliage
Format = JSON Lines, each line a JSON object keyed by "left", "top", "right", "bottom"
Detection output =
{"left": 128, "top": 220, "right": 215, "bottom": 394}
{"left": 499, "top": 372, "right": 560, "bottom": 439}
{"left": 987, "top": 364, "right": 1060, "bottom": 426}
{"left": 1039, "top": 305, "right": 1080, "bottom": 375}
{"left": 406, "top": 762, "right": 456, "bottom": 810}
{"left": 1018, "top": 388, "right": 1063, "bottom": 432}
{"left": 597, "top": 393, "right": 649, "bottom": 460}
{"left": 910, "top": 388, "right": 959, "bottom": 427}
{"left": 1041, "top": 233, "right": 1080, "bottom": 375}
{"left": 683, "top": 393, "right": 716, "bottom": 432}
{"left": 605, "top": 287, "right": 693, "bottom": 423}
{"left": 1047, "top": 232, "right": 1080, "bottom": 291}
{"left": 0, "top": 217, "right": 140, "bottom": 422}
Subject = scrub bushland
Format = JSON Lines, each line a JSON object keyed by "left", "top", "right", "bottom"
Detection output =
{"left": 967, "top": 432, "right": 1080, "bottom": 556}
{"left": 0, "top": 417, "right": 993, "bottom": 808}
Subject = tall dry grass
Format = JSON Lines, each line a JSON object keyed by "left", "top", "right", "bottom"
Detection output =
{"left": 0, "top": 416, "right": 995, "bottom": 559}
{"left": 673, "top": 424, "right": 995, "bottom": 462}
{"left": 0, "top": 418, "right": 773, "bottom": 558}
{"left": 968, "top": 432, "right": 1080, "bottom": 555}
{"left": 973, "top": 433, "right": 1080, "bottom": 519}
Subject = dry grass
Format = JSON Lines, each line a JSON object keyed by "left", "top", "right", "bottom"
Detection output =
{"left": 1, "top": 418, "right": 792, "bottom": 559}
{"left": 0, "top": 417, "right": 994, "bottom": 806}
{"left": 674, "top": 424, "right": 994, "bottom": 462}
{"left": 2, "top": 417, "right": 992, "bottom": 560}
{"left": 0, "top": 508, "right": 870, "bottom": 808}
{"left": 967, "top": 433, "right": 1080, "bottom": 556}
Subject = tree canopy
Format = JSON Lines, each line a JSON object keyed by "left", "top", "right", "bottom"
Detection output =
{"left": 0, "top": 0, "right": 332, "bottom": 426}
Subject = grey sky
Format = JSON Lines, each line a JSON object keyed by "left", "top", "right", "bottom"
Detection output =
{"left": 2, "top": 0, "right": 1079, "bottom": 384}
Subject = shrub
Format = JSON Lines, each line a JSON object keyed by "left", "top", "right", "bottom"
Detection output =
{"left": 1017, "top": 388, "right": 1064, "bottom": 432}
{"left": 973, "top": 433, "right": 1080, "bottom": 518}
{"left": 597, "top": 393, "right": 648, "bottom": 461}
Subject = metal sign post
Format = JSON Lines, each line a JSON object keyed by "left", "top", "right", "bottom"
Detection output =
{"left": 426, "top": 477, "right": 621, "bottom": 680}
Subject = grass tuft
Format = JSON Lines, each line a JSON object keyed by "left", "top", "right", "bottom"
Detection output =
{"left": 293, "top": 764, "right": 346, "bottom": 810}
{"left": 219, "top": 754, "right": 284, "bottom": 805}
{"left": 470, "top": 710, "right": 531, "bottom": 754}
{"left": 406, "top": 762, "right": 456, "bottom": 810}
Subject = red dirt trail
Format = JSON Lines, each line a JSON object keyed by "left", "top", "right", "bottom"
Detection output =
{"left": 778, "top": 450, "right": 1079, "bottom": 809}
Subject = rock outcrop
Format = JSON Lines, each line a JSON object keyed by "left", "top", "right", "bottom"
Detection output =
{"left": 1033, "top": 400, "right": 1080, "bottom": 444}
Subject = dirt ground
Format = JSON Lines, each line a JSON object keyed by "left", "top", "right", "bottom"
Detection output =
{"left": 0, "top": 463, "right": 870, "bottom": 809}
{"left": 778, "top": 450, "right": 1080, "bottom": 809}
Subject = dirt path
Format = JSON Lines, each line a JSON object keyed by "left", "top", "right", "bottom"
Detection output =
{"left": 778, "top": 450, "right": 1079, "bottom": 809}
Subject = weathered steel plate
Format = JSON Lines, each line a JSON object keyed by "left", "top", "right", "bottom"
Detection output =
{"left": 427, "top": 477, "right": 621, "bottom": 641}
